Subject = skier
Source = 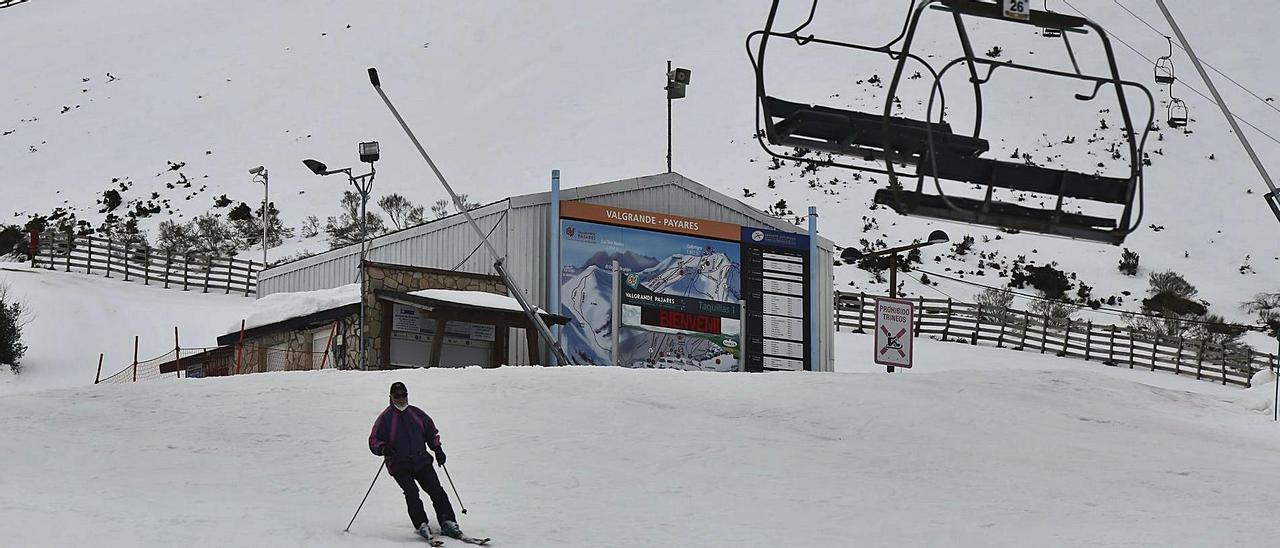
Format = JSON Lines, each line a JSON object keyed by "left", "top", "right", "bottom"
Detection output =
{"left": 369, "top": 381, "right": 465, "bottom": 543}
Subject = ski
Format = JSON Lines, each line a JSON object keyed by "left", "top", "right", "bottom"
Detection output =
{"left": 450, "top": 535, "right": 490, "bottom": 546}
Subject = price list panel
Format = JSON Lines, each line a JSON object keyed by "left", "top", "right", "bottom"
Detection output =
{"left": 741, "top": 227, "right": 811, "bottom": 372}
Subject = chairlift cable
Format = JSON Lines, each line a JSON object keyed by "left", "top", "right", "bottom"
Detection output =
{"left": 1061, "top": 0, "right": 1280, "bottom": 147}
{"left": 1112, "top": 0, "right": 1280, "bottom": 118}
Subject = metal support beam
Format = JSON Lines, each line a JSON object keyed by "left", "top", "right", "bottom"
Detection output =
{"left": 369, "top": 68, "right": 571, "bottom": 366}
{"left": 1156, "top": 1, "right": 1280, "bottom": 224}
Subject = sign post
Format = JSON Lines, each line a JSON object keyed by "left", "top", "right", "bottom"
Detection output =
{"left": 874, "top": 298, "right": 914, "bottom": 370}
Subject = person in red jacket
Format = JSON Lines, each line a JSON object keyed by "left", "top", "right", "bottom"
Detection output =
{"left": 369, "top": 381, "right": 464, "bottom": 541}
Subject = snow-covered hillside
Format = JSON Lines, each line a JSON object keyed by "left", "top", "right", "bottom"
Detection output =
{"left": 1, "top": 339, "right": 1278, "bottom": 547}
{"left": 2, "top": 0, "right": 1276, "bottom": 333}
{"left": 0, "top": 262, "right": 250, "bottom": 395}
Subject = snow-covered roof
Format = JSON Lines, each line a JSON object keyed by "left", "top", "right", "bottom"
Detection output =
{"left": 406, "top": 288, "right": 543, "bottom": 315}
{"left": 228, "top": 283, "right": 360, "bottom": 334}
{"left": 228, "top": 285, "right": 551, "bottom": 335}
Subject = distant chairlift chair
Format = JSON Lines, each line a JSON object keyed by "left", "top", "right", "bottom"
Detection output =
{"left": 750, "top": 0, "right": 1155, "bottom": 245}
{"left": 1154, "top": 36, "right": 1176, "bottom": 85}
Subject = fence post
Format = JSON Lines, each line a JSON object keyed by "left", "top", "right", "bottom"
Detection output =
{"left": 28, "top": 228, "right": 38, "bottom": 269}
{"left": 132, "top": 335, "right": 139, "bottom": 382}
{"left": 1107, "top": 325, "right": 1116, "bottom": 365}
{"left": 972, "top": 305, "right": 982, "bottom": 345}
{"left": 122, "top": 240, "right": 131, "bottom": 282}
{"left": 1221, "top": 344, "right": 1230, "bottom": 386}
{"left": 104, "top": 235, "right": 112, "bottom": 278}
{"left": 833, "top": 291, "right": 842, "bottom": 333}
{"left": 1126, "top": 326, "right": 1135, "bottom": 369}
{"left": 914, "top": 297, "right": 924, "bottom": 337}
{"left": 244, "top": 260, "right": 254, "bottom": 297}
{"left": 1150, "top": 332, "right": 1158, "bottom": 371}
{"left": 224, "top": 258, "right": 231, "bottom": 295}
{"left": 182, "top": 254, "right": 190, "bottom": 291}
{"left": 1174, "top": 336, "right": 1184, "bottom": 376}
{"left": 857, "top": 292, "right": 866, "bottom": 332}
{"left": 174, "top": 326, "right": 181, "bottom": 379}
{"left": 163, "top": 251, "right": 172, "bottom": 289}
{"left": 1060, "top": 319, "right": 1072, "bottom": 357}
{"left": 1039, "top": 312, "right": 1049, "bottom": 354}
{"left": 1084, "top": 321, "right": 1093, "bottom": 361}
{"left": 1244, "top": 348, "right": 1254, "bottom": 387}
{"left": 1019, "top": 310, "right": 1030, "bottom": 350}
{"left": 85, "top": 235, "right": 93, "bottom": 275}
{"left": 94, "top": 353, "right": 103, "bottom": 384}
{"left": 941, "top": 298, "right": 953, "bottom": 340}
{"left": 234, "top": 319, "right": 246, "bottom": 375}
{"left": 996, "top": 311, "right": 1007, "bottom": 348}
{"left": 203, "top": 256, "right": 212, "bottom": 293}
{"left": 65, "top": 230, "right": 73, "bottom": 273}
{"left": 1195, "top": 339, "right": 1205, "bottom": 380}
{"left": 143, "top": 247, "right": 151, "bottom": 285}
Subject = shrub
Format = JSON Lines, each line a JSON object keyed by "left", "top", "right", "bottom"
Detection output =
{"left": 0, "top": 283, "right": 28, "bottom": 373}
{"left": 1118, "top": 248, "right": 1139, "bottom": 276}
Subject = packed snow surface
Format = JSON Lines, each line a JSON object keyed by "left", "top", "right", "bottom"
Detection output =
{"left": 2, "top": 335, "right": 1278, "bottom": 547}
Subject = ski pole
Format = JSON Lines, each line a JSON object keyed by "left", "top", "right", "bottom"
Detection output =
{"left": 440, "top": 464, "right": 468, "bottom": 515}
{"left": 344, "top": 460, "right": 386, "bottom": 533}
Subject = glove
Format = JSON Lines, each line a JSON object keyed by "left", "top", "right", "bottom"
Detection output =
{"left": 435, "top": 448, "right": 446, "bottom": 466}
{"left": 382, "top": 445, "right": 397, "bottom": 458}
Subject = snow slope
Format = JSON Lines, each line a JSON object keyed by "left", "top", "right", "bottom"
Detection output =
{"left": 2, "top": 0, "right": 1276, "bottom": 332}
{"left": 0, "top": 262, "right": 250, "bottom": 395}
{"left": 1, "top": 335, "right": 1278, "bottom": 547}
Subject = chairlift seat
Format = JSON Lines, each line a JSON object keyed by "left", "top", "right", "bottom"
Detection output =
{"left": 1168, "top": 117, "right": 1188, "bottom": 128}
{"left": 919, "top": 151, "right": 1134, "bottom": 204}
{"left": 873, "top": 187, "right": 1123, "bottom": 244}
{"left": 1154, "top": 74, "right": 1175, "bottom": 85}
{"left": 763, "top": 96, "right": 990, "bottom": 159}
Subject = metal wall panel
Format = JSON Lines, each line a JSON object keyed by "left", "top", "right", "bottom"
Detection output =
{"left": 258, "top": 205, "right": 510, "bottom": 296}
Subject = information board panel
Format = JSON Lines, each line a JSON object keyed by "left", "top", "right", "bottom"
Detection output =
{"left": 741, "top": 228, "right": 811, "bottom": 372}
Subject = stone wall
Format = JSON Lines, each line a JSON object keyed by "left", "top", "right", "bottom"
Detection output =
{"left": 362, "top": 262, "right": 506, "bottom": 370}
{"left": 240, "top": 314, "right": 358, "bottom": 372}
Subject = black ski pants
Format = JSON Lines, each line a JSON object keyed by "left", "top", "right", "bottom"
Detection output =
{"left": 392, "top": 463, "right": 456, "bottom": 529}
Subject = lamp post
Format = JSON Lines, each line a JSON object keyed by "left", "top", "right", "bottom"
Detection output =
{"left": 842, "top": 229, "right": 949, "bottom": 372}
{"left": 303, "top": 141, "right": 379, "bottom": 370}
{"left": 249, "top": 166, "right": 268, "bottom": 267}
{"left": 665, "top": 62, "right": 691, "bottom": 173}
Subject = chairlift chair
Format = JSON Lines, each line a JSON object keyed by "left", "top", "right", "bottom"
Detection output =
{"left": 749, "top": 0, "right": 1155, "bottom": 245}
{"left": 1167, "top": 98, "right": 1189, "bottom": 128}
{"left": 1154, "top": 36, "right": 1176, "bottom": 85}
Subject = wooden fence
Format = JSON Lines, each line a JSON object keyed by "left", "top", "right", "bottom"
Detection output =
{"left": 31, "top": 230, "right": 260, "bottom": 296}
{"left": 836, "top": 292, "right": 1278, "bottom": 388}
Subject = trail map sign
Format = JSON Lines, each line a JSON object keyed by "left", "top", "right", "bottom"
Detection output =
{"left": 874, "top": 298, "right": 914, "bottom": 369}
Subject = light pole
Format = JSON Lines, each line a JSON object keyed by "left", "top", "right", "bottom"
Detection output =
{"left": 842, "top": 230, "right": 949, "bottom": 372}
{"left": 303, "top": 141, "right": 379, "bottom": 370}
{"left": 249, "top": 166, "right": 268, "bottom": 267}
{"left": 665, "top": 62, "right": 691, "bottom": 173}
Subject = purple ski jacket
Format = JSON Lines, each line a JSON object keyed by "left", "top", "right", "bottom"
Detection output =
{"left": 368, "top": 404, "right": 442, "bottom": 475}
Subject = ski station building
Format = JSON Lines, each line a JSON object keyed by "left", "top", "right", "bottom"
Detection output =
{"left": 243, "top": 172, "right": 836, "bottom": 373}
